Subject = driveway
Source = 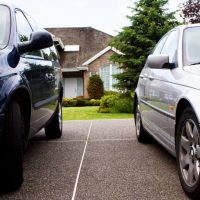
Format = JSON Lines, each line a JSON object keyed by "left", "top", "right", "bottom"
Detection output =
{"left": 0, "top": 119, "right": 189, "bottom": 200}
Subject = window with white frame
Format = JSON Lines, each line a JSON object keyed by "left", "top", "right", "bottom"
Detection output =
{"left": 100, "top": 64, "right": 121, "bottom": 91}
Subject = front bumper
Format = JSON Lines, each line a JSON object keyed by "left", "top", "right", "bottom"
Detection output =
{"left": 0, "top": 114, "right": 4, "bottom": 135}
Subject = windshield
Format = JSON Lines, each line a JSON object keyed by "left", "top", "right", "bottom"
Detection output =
{"left": 183, "top": 27, "right": 200, "bottom": 66}
{"left": 0, "top": 5, "right": 10, "bottom": 49}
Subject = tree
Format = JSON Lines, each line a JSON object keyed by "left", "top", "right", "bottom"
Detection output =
{"left": 87, "top": 75, "right": 104, "bottom": 99}
{"left": 110, "top": 0, "right": 179, "bottom": 93}
{"left": 182, "top": 0, "right": 200, "bottom": 23}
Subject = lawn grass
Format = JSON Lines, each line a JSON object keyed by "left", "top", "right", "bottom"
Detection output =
{"left": 62, "top": 106, "right": 133, "bottom": 120}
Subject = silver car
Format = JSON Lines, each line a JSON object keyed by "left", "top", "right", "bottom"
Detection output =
{"left": 134, "top": 24, "right": 200, "bottom": 199}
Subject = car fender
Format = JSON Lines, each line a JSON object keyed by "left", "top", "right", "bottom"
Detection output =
{"left": 175, "top": 89, "right": 200, "bottom": 123}
{"left": 134, "top": 87, "right": 140, "bottom": 101}
{"left": 0, "top": 73, "right": 31, "bottom": 113}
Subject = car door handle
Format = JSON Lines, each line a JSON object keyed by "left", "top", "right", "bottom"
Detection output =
{"left": 148, "top": 76, "right": 154, "bottom": 81}
{"left": 140, "top": 74, "right": 148, "bottom": 79}
{"left": 45, "top": 73, "right": 55, "bottom": 81}
{"left": 139, "top": 75, "right": 145, "bottom": 79}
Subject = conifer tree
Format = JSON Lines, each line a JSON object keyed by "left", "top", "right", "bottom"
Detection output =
{"left": 110, "top": 0, "right": 179, "bottom": 92}
{"left": 87, "top": 75, "right": 104, "bottom": 99}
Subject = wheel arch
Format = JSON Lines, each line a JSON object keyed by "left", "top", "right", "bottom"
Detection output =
{"left": 133, "top": 92, "right": 138, "bottom": 120}
{"left": 175, "top": 98, "right": 192, "bottom": 142}
{"left": 8, "top": 86, "right": 32, "bottom": 140}
{"left": 59, "top": 84, "right": 63, "bottom": 101}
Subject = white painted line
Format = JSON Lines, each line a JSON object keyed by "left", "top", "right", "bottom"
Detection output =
{"left": 71, "top": 121, "right": 93, "bottom": 200}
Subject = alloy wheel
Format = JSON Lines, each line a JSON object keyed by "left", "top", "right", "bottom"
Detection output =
{"left": 136, "top": 109, "right": 141, "bottom": 137}
{"left": 58, "top": 102, "right": 62, "bottom": 131}
{"left": 179, "top": 119, "right": 200, "bottom": 186}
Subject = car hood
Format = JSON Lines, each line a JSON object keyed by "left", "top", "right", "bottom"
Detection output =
{"left": 182, "top": 65, "right": 200, "bottom": 90}
{"left": 183, "top": 65, "right": 200, "bottom": 76}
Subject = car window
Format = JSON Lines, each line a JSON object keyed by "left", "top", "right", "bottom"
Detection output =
{"left": 24, "top": 13, "right": 43, "bottom": 32}
{"left": 16, "top": 10, "right": 43, "bottom": 59}
{"left": 50, "top": 46, "right": 59, "bottom": 61}
{"left": 16, "top": 10, "right": 32, "bottom": 42}
{"left": 183, "top": 27, "right": 200, "bottom": 66}
{"left": 161, "top": 30, "right": 179, "bottom": 63}
{"left": 152, "top": 34, "right": 168, "bottom": 55}
{"left": 0, "top": 5, "right": 10, "bottom": 49}
{"left": 42, "top": 48, "right": 53, "bottom": 61}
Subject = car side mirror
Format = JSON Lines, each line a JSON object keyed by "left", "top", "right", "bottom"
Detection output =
{"left": 18, "top": 31, "right": 53, "bottom": 55}
{"left": 147, "top": 55, "right": 175, "bottom": 69}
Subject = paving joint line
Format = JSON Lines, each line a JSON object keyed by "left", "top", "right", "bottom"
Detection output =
{"left": 30, "top": 138, "right": 137, "bottom": 143}
{"left": 71, "top": 121, "right": 93, "bottom": 200}
{"left": 88, "top": 138, "right": 136, "bottom": 142}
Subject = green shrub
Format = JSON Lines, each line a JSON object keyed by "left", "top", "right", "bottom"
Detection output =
{"left": 113, "top": 97, "right": 134, "bottom": 113}
{"left": 62, "top": 98, "right": 101, "bottom": 107}
{"left": 62, "top": 98, "right": 77, "bottom": 107}
{"left": 99, "top": 94, "right": 119, "bottom": 113}
{"left": 87, "top": 75, "right": 104, "bottom": 99}
{"left": 99, "top": 95, "right": 133, "bottom": 113}
{"left": 76, "top": 99, "right": 87, "bottom": 106}
{"left": 104, "top": 90, "right": 119, "bottom": 96}
{"left": 90, "top": 99, "right": 101, "bottom": 106}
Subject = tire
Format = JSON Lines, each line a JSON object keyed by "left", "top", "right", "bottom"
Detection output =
{"left": 0, "top": 101, "right": 24, "bottom": 192}
{"left": 134, "top": 101, "right": 151, "bottom": 143}
{"left": 45, "top": 101, "right": 62, "bottom": 139}
{"left": 176, "top": 107, "right": 200, "bottom": 199}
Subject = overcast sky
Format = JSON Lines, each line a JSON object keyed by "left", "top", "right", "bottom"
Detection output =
{"left": 3, "top": 0, "right": 183, "bottom": 35}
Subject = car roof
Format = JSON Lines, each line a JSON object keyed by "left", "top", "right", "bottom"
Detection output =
{"left": 175, "top": 23, "right": 200, "bottom": 31}
{"left": 0, "top": 2, "right": 17, "bottom": 9}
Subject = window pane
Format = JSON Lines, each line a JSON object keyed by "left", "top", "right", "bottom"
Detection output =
{"left": 0, "top": 5, "right": 10, "bottom": 49}
{"left": 16, "top": 10, "right": 32, "bottom": 42}
{"left": 77, "top": 78, "right": 83, "bottom": 96}
{"left": 42, "top": 48, "right": 52, "bottom": 61}
{"left": 183, "top": 27, "right": 200, "bottom": 65}
{"left": 25, "top": 13, "right": 43, "bottom": 32}
{"left": 16, "top": 10, "right": 43, "bottom": 58}
{"left": 50, "top": 46, "right": 58, "bottom": 61}
{"left": 112, "top": 64, "right": 120, "bottom": 87}
{"left": 152, "top": 34, "right": 168, "bottom": 55}
{"left": 101, "top": 64, "right": 110, "bottom": 90}
{"left": 161, "top": 30, "right": 179, "bottom": 63}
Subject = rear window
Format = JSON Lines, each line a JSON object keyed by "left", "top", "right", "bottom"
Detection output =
{"left": 0, "top": 5, "right": 10, "bottom": 49}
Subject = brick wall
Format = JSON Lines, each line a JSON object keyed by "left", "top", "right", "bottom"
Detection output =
{"left": 84, "top": 50, "right": 114, "bottom": 98}
{"left": 46, "top": 27, "right": 112, "bottom": 68}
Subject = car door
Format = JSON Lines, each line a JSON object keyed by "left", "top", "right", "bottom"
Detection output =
{"left": 139, "top": 33, "right": 168, "bottom": 132}
{"left": 145, "top": 30, "right": 179, "bottom": 149}
{"left": 25, "top": 12, "right": 58, "bottom": 116}
{"left": 15, "top": 10, "right": 55, "bottom": 134}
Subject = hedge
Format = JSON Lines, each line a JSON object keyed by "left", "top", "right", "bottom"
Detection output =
{"left": 62, "top": 98, "right": 100, "bottom": 107}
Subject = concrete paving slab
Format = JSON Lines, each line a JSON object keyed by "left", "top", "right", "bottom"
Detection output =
{"left": 75, "top": 140, "right": 189, "bottom": 200}
{"left": 0, "top": 119, "right": 191, "bottom": 200}
{"left": 30, "top": 120, "right": 91, "bottom": 142}
{"left": 62, "top": 121, "right": 92, "bottom": 141}
{"left": 90, "top": 119, "right": 135, "bottom": 140}
{"left": 0, "top": 141, "right": 85, "bottom": 200}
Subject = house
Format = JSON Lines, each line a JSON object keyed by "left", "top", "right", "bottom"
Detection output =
{"left": 46, "top": 27, "right": 121, "bottom": 98}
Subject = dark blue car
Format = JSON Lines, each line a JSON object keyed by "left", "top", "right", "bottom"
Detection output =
{"left": 0, "top": 3, "right": 63, "bottom": 190}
